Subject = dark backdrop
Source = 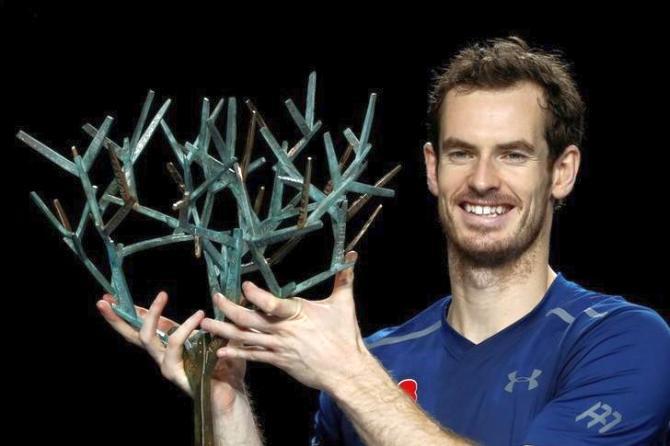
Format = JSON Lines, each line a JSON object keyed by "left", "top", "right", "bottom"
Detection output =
{"left": 4, "top": 4, "right": 667, "bottom": 445}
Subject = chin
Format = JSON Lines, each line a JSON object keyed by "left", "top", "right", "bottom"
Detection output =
{"left": 461, "top": 248, "right": 519, "bottom": 268}
{"left": 450, "top": 235, "right": 522, "bottom": 267}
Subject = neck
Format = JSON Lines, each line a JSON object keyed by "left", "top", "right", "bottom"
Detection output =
{"left": 445, "top": 226, "right": 557, "bottom": 345}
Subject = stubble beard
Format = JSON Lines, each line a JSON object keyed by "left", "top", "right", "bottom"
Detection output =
{"left": 438, "top": 193, "right": 549, "bottom": 270}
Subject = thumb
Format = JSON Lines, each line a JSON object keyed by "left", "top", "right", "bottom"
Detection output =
{"left": 332, "top": 250, "right": 358, "bottom": 296}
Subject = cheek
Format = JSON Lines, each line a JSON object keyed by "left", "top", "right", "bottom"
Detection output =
{"left": 505, "top": 169, "right": 546, "bottom": 200}
{"left": 437, "top": 169, "right": 462, "bottom": 196}
{"left": 520, "top": 187, "right": 550, "bottom": 217}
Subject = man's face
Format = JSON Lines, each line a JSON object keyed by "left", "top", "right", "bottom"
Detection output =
{"left": 424, "top": 82, "right": 555, "bottom": 267}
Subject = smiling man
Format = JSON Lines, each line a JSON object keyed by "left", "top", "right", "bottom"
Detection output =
{"left": 98, "top": 36, "right": 670, "bottom": 445}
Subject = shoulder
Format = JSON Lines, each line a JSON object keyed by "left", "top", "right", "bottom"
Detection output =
{"left": 552, "top": 277, "right": 669, "bottom": 346}
{"left": 552, "top": 279, "right": 670, "bottom": 400}
{"left": 565, "top": 297, "right": 670, "bottom": 374}
{"left": 526, "top": 282, "right": 670, "bottom": 444}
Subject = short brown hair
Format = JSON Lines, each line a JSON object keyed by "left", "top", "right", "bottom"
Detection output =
{"left": 427, "top": 36, "right": 585, "bottom": 169}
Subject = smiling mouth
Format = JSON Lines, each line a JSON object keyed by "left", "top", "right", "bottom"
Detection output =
{"left": 459, "top": 202, "right": 514, "bottom": 217}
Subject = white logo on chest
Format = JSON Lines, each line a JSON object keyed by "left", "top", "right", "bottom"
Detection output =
{"left": 504, "top": 369, "right": 542, "bottom": 393}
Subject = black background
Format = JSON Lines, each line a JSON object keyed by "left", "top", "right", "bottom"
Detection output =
{"left": 4, "top": 3, "right": 668, "bottom": 445}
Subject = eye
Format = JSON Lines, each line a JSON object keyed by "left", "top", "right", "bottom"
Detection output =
{"left": 448, "top": 150, "right": 472, "bottom": 160}
{"left": 504, "top": 152, "right": 528, "bottom": 161}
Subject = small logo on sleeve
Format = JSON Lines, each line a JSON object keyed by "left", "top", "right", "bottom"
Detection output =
{"left": 398, "top": 378, "right": 418, "bottom": 401}
{"left": 575, "top": 401, "right": 622, "bottom": 434}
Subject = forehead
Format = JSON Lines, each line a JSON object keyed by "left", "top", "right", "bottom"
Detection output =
{"left": 440, "top": 81, "right": 547, "bottom": 147}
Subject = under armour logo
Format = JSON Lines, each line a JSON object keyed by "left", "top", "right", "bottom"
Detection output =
{"left": 575, "top": 401, "right": 622, "bottom": 434}
{"left": 505, "top": 369, "right": 542, "bottom": 393}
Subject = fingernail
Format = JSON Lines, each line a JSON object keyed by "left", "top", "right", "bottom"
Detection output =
{"left": 243, "top": 281, "right": 255, "bottom": 289}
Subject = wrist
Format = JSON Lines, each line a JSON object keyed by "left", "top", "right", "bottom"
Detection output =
{"left": 210, "top": 383, "right": 249, "bottom": 416}
{"left": 323, "top": 348, "right": 381, "bottom": 398}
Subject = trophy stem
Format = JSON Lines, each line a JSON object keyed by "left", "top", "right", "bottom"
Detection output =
{"left": 185, "top": 334, "right": 226, "bottom": 446}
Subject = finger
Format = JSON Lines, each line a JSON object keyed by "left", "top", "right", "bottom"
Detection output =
{"left": 163, "top": 310, "right": 205, "bottom": 369}
{"left": 136, "top": 306, "right": 178, "bottom": 334}
{"left": 332, "top": 250, "right": 358, "bottom": 297}
{"left": 242, "top": 282, "right": 301, "bottom": 319}
{"left": 104, "top": 294, "right": 178, "bottom": 334}
{"left": 139, "top": 292, "right": 169, "bottom": 359}
{"left": 96, "top": 297, "right": 142, "bottom": 346}
{"left": 102, "top": 294, "right": 117, "bottom": 305}
{"left": 217, "top": 345, "right": 278, "bottom": 365}
{"left": 201, "top": 319, "right": 280, "bottom": 350}
{"left": 106, "top": 294, "right": 150, "bottom": 321}
{"left": 213, "top": 293, "right": 273, "bottom": 331}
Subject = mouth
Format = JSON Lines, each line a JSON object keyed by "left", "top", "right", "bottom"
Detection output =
{"left": 456, "top": 201, "right": 515, "bottom": 228}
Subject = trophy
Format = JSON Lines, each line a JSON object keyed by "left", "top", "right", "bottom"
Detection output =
{"left": 18, "top": 72, "right": 400, "bottom": 445}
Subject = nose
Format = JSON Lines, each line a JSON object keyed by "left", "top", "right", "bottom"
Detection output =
{"left": 467, "top": 155, "right": 501, "bottom": 194}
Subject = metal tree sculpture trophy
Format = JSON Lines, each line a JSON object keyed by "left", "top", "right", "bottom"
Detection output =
{"left": 18, "top": 72, "right": 399, "bottom": 445}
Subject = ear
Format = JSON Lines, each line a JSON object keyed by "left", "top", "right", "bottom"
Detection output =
{"left": 551, "top": 144, "right": 581, "bottom": 201}
{"left": 423, "top": 142, "right": 439, "bottom": 197}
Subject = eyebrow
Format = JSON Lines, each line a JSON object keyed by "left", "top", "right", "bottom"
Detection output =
{"left": 441, "top": 137, "right": 537, "bottom": 153}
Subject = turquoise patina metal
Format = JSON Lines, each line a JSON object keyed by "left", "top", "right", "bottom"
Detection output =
{"left": 19, "top": 72, "right": 400, "bottom": 445}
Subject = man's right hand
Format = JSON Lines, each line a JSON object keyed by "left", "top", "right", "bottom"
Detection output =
{"left": 96, "top": 291, "right": 247, "bottom": 413}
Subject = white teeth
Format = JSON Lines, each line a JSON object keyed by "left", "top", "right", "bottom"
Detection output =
{"left": 464, "top": 203, "right": 510, "bottom": 216}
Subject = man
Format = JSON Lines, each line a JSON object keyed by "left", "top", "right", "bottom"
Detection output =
{"left": 98, "top": 36, "right": 670, "bottom": 445}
